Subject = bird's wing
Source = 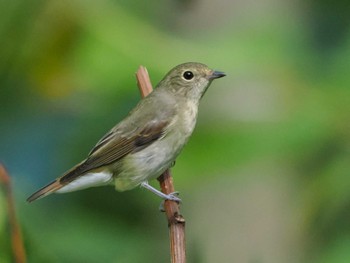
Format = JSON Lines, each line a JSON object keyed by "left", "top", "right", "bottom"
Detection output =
{"left": 59, "top": 119, "right": 170, "bottom": 184}
{"left": 88, "top": 120, "right": 168, "bottom": 167}
{"left": 27, "top": 92, "right": 176, "bottom": 202}
{"left": 26, "top": 120, "right": 170, "bottom": 202}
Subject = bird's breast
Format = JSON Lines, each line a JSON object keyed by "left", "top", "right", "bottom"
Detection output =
{"left": 176, "top": 99, "right": 199, "bottom": 135}
{"left": 113, "top": 100, "right": 200, "bottom": 191}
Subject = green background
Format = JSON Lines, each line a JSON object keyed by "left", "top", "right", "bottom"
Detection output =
{"left": 1, "top": 0, "right": 350, "bottom": 262}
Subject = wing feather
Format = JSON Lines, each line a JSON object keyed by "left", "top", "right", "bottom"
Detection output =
{"left": 59, "top": 120, "right": 169, "bottom": 184}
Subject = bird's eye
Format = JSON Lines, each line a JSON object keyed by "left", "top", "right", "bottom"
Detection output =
{"left": 183, "top": 71, "right": 194, "bottom": 80}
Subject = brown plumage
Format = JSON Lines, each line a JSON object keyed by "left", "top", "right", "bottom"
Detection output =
{"left": 27, "top": 180, "right": 62, "bottom": 202}
{"left": 27, "top": 121, "right": 168, "bottom": 202}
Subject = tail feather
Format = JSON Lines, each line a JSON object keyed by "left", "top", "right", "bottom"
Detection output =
{"left": 27, "top": 161, "right": 86, "bottom": 203}
{"left": 27, "top": 180, "right": 63, "bottom": 202}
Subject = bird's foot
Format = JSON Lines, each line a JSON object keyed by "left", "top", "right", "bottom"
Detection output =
{"left": 159, "top": 192, "right": 181, "bottom": 212}
{"left": 140, "top": 181, "right": 181, "bottom": 211}
{"left": 164, "top": 191, "right": 181, "bottom": 202}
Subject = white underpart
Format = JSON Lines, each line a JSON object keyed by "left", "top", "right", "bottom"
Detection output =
{"left": 114, "top": 100, "right": 199, "bottom": 191}
{"left": 56, "top": 171, "right": 113, "bottom": 193}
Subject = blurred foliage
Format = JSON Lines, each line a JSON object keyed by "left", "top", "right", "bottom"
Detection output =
{"left": 1, "top": 0, "right": 350, "bottom": 262}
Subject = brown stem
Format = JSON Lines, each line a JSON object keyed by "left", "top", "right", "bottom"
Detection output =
{"left": 135, "top": 66, "right": 186, "bottom": 263}
{"left": 0, "top": 164, "right": 27, "bottom": 263}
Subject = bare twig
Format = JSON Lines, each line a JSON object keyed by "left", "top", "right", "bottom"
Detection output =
{"left": 136, "top": 66, "right": 153, "bottom": 97}
{"left": 0, "top": 164, "right": 27, "bottom": 263}
{"left": 136, "top": 66, "right": 186, "bottom": 263}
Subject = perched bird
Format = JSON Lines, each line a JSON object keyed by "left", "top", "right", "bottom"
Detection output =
{"left": 27, "top": 62, "right": 225, "bottom": 202}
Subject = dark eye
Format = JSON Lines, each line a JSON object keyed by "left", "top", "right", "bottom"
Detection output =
{"left": 183, "top": 71, "right": 194, "bottom": 80}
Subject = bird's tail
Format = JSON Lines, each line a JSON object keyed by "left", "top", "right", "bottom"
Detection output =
{"left": 27, "top": 161, "right": 86, "bottom": 202}
{"left": 26, "top": 180, "right": 63, "bottom": 202}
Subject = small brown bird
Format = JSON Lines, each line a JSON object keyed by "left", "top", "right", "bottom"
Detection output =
{"left": 27, "top": 62, "right": 225, "bottom": 202}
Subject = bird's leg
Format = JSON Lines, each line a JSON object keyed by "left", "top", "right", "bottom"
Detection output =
{"left": 140, "top": 181, "right": 181, "bottom": 203}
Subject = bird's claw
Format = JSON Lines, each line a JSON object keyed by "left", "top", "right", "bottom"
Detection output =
{"left": 159, "top": 192, "right": 181, "bottom": 212}
{"left": 165, "top": 191, "right": 181, "bottom": 202}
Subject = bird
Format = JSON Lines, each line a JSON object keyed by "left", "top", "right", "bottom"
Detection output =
{"left": 27, "top": 62, "right": 225, "bottom": 202}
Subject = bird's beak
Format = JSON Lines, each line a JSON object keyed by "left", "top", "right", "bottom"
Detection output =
{"left": 208, "top": 70, "right": 226, "bottom": 80}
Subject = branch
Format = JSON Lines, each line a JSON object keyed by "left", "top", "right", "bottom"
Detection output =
{"left": 136, "top": 66, "right": 186, "bottom": 263}
{"left": 0, "top": 164, "right": 27, "bottom": 263}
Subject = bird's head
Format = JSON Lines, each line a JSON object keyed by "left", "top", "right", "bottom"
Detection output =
{"left": 157, "top": 62, "right": 225, "bottom": 100}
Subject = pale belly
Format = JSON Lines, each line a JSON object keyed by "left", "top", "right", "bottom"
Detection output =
{"left": 114, "top": 131, "right": 187, "bottom": 191}
{"left": 115, "top": 101, "right": 198, "bottom": 191}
